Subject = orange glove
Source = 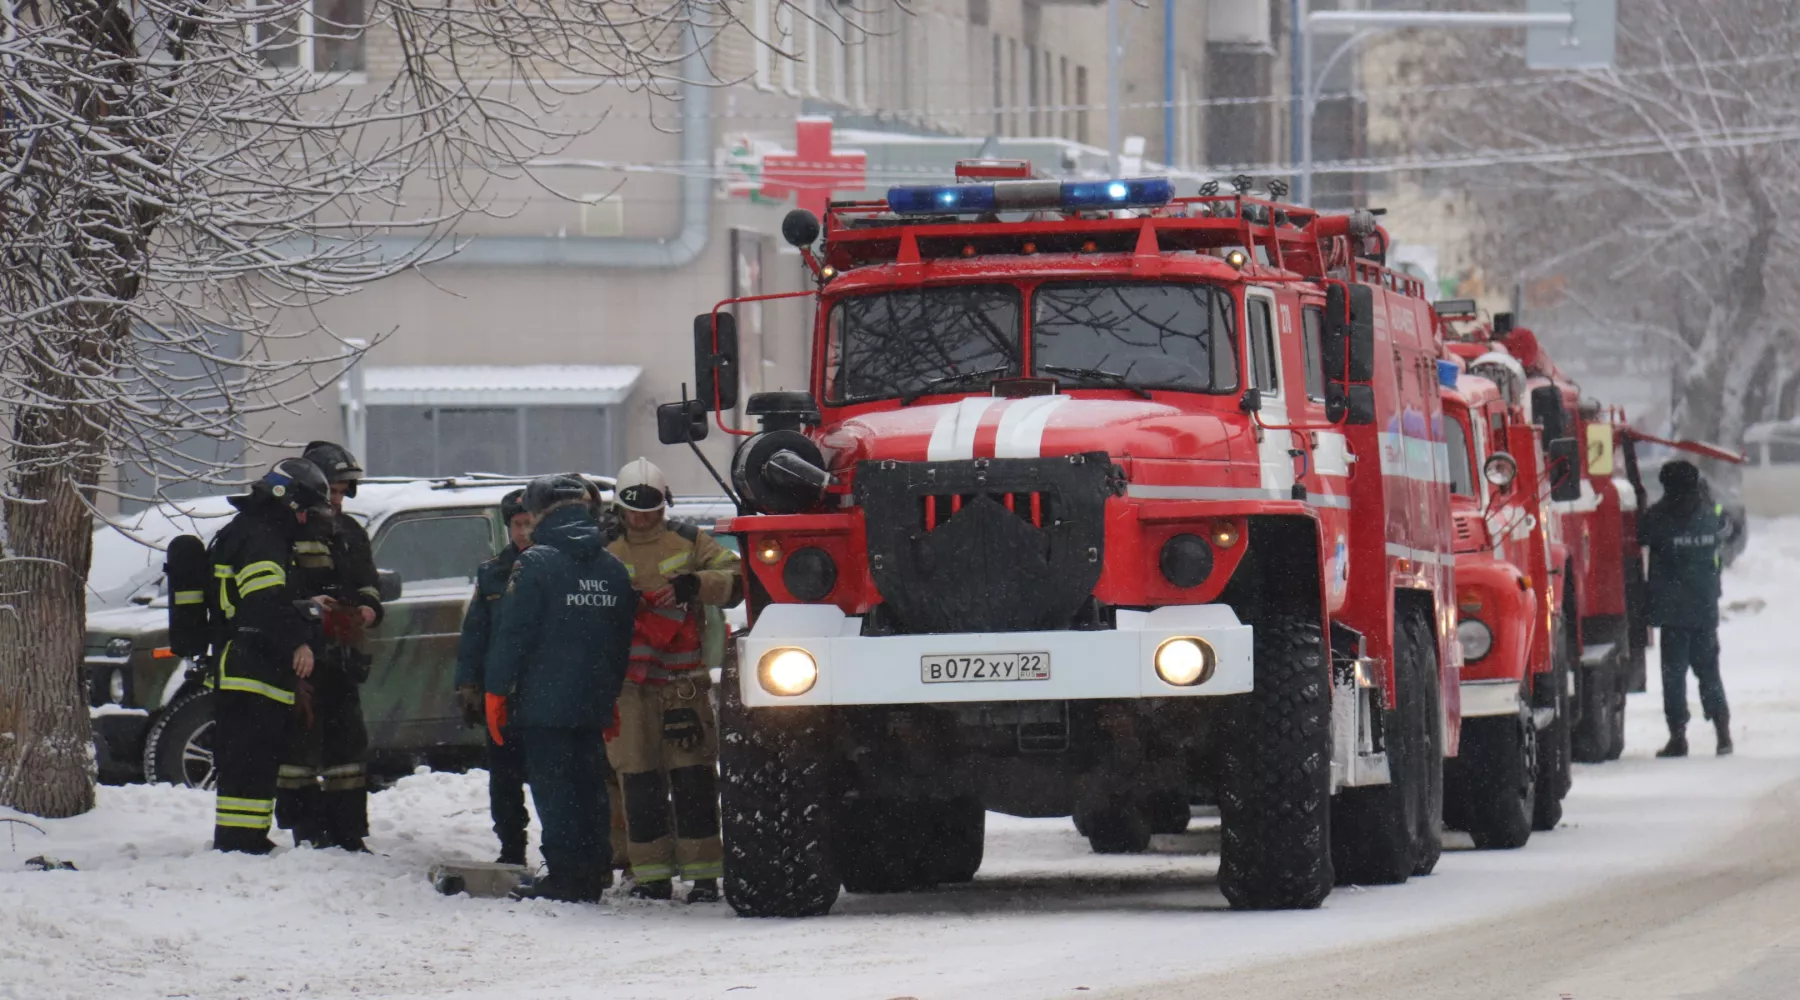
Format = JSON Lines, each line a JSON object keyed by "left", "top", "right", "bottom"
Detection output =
{"left": 486, "top": 693, "right": 508, "bottom": 745}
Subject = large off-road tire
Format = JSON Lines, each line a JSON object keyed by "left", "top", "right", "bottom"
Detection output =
{"left": 1572, "top": 659, "right": 1618, "bottom": 764}
{"left": 142, "top": 689, "right": 216, "bottom": 789}
{"left": 1147, "top": 789, "right": 1192, "bottom": 835}
{"left": 1217, "top": 614, "right": 1333, "bottom": 911}
{"left": 1332, "top": 608, "right": 1434, "bottom": 885}
{"left": 1406, "top": 614, "right": 1445, "bottom": 877}
{"left": 1459, "top": 705, "right": 1536, "bottom": 850}
{"left": 1082, "top": 801, "right": 1153, "bottom": 855}
{"left": 931, "top": 798, "right": 986, "bottom": 884}
{"left": 719, "top": 662, "right": 839, "bottom": 918}
{"left": 1533, "top": 620, "right": 1574, "bottom": 832}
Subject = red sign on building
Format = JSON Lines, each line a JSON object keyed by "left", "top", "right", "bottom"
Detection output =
{"left": 758, "top": 117, "right": 868, "bottom": 218}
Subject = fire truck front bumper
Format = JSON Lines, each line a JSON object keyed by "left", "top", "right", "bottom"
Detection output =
{"left": 737, "top": 604, "right": 1253, "bottom": 708}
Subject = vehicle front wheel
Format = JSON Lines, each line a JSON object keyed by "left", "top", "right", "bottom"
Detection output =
{"left": 1217, "top": 614, "right": 1333, "bottom": 910}
{"left": 718, "top": 663, "right": 839, "bottom": 918}
{"left": 142, "top": 690, "right": 216, "bottom": 789}
{"left": 1459, "top": 704, "right": 1536, "bottom": 850}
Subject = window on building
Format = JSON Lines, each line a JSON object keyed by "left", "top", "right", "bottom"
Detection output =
{"left": 372, "top": 511, "right": 498, "bottom": 589}
{"left": 1075, "top": 65, "right": 1089, "bottom": 143}
{"left": 753, "top": 0, "right": 772, "bottom": 88}
{"left": 365, "top": 405, "right": 624, "bottom": 479}
{"left": 254, "top": 0, "right": 365, "bottom": 73}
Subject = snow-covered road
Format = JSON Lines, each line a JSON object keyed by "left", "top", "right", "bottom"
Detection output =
{"left": 7, "top": 522, "right": 1800, "bottom": 1000}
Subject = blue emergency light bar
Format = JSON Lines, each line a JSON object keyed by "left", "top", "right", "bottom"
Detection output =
{"left": 886, "top": 177, "right": 1174, "bottom": 216}
{"left": 1438, "top": 360, "right": 1461, "bottom": 389}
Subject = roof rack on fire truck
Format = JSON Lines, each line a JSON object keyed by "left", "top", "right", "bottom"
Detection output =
{"left": 811, "top": 162, "right": 1423, "bottom": 298}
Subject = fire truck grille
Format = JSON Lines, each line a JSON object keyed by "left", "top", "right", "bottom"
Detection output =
{"left": 921, "top": 492, "right": 1050, "bottom": 531}
{"left": 1455, "top": 518, "right": 1474, "bottom": 542}
{"left": 856, "top": 453, "right": 1117, "bottom": 635}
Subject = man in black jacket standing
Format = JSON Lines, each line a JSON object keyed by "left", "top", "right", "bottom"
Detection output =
{"left": 278, "top": 441, "right": 385, "bottom": 851}
{"left": 208, "top": 459, "right": 331, "bottom": 853}
{"left": 486, "top": 475, "right": 635, "bottom": 902}
{"left": 455, "top": 488, "right": 533, "bottom": 865}
{"left": 1639, "top": 460, "right": 1731, "bottom": 757}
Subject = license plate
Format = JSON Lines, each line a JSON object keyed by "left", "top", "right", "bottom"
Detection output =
{"left": 920, "top": 652, "right": 1051, "bottom": 683}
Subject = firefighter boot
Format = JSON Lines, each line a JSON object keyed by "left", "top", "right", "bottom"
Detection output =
{"left": 496, "top": 836, "right": 528, "bottom": 867}
{"left": 629, "top": 878, "right": 673, "bottom": 901}
{"left": 1715, "top": 714, "right": 1734, "bottom": 757}
{"left": 686, "top": 878, "right": 721, "bottom": 904}
{"left": 1656, "top": 728, "right": 1689, "bottom": 758}
{"left": 510, "top": 863, "right": 604, "bottom": 904}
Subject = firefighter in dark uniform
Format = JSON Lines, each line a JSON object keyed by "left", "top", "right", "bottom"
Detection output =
{"left": 486, "top": 475, "right": 635, "bottom": 902}
{"left": 208, "top": 459, "right": 331, "bottom": 853}
{"left": 1639, "top": 460, "right": 1732, "bottom": 757}
{"left": 455, "top": 488, "right": 533, "bottom": 865}
{"left": 275, "top": 442, "right": 384, "bottom": 851}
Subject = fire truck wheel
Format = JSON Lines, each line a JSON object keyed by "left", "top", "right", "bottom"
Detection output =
{"left": 1572, "top": 662, "right": 1618, "bottom": 764}
{"left": 1460, "top": 705, "right": 1536, "bottom": 850}
{"left": 1534, "top": 617, "right": 1574, "bottom": 831}
{"left": 718, "top": 663, "right": 840, "bottom": 918}
{"left": 1604, "top": 681, "right": 1627, "bottom": 761}
{"left": 1148, "top": 790, "right": 1192, "bottom": 835}
{"left": 1083, "top": 802, "right": 1153, "bottom": 855}
{"left": 1218, "top": 614, "right": 1333, "bottom": 911}
{"left": 931, "top": 797, "right": 986, "bottom": 883}
{"left": 835, "top": 799, "right": 938, "bottom": 894}
{"left": 1406, "top": 613, "right": 1445, "bottom": 877}
{"left": 1331, "top": 609, "right": 1432, "bottom": 886}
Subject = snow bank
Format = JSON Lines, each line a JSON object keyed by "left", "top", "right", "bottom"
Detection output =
{"left": 8, "top": 520, "right": 1800, "bottom": 1000}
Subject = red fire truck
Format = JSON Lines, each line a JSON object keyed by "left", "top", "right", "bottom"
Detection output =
{"left": 1436, "top": 335, "right": 1578, "bottom": 847}
{"left": 666, "top": 166, "right": 1460, "bottom": 917}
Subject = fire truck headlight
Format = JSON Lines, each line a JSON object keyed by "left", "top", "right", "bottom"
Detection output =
{"left": 1484, "top": 453, "right": 1518, "bottom": 489}
{"left": 1158, "top": 534, "right": 1214, "bottom": 589}
{"left": 783, "top": 547, "right": 838, "bottom": 602}
{"left": 1155, "top": 637, "right": 1215, "bottom": 687}
{"left": 1457, "top": 619, "right": 1494, "bottom": 662}
{"left": 758, "top": 647, "right": 819, "bottom": 697}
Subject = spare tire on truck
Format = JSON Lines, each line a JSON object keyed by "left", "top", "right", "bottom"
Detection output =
{"left": 1216, "top": 614, "right": 1333, "bottom": 910}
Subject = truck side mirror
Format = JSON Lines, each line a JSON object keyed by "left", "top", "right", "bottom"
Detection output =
{"left": 1547, "top": 437, "right": 1582, "bottom": 502}
{"left": 1238, "top": 387, "right": 1262, "bottom": 414}
{"left": 1323, "top": 283, "right": 1375, "bottom": 382}
{"left": 1530, "top": 385, "right": 1567, "bottom": 446}
{"left": 657, "top": 399, "right": 709, "bottom": 445}
{"left": 693, "top": 312, "right": 739, "bottom": 412}
{"left": 1325, "top": 384, "right": 1376, "bottom": 426}
{"left": 376, "top": 569, "right": 403, "bottom": 604}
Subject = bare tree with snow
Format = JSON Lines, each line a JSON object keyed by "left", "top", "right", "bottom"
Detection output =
{"left": 0, "top": 0, "right": 886, "bottom": 818}
{"left": 1378, "top": 0, "right": 1800, "bottom": 446}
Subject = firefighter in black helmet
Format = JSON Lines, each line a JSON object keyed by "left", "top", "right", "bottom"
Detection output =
{"left": 275, "top": 441, "right": 385, "bottom": 851}
{"left": 208, "top": 459, "right": 331, "bottom": 853}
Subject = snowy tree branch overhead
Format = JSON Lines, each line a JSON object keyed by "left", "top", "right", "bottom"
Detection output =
{"left": 0, "top": 0, "right": 890, "bottom": 818}
{"left": 1380, "top": 0, "right": 1800, "bottom": 449}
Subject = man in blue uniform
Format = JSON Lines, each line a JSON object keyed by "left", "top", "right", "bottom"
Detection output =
{"left": 1639, "top": 460, "right": 1731, "bottom": 757}
{"left": 486, "top": 475, "right": 636, "bottom": 902}
{"left": 455, "top": 489, "right": 533, "bottom": 865}
{"left": 207, "top": 459, "right": 331, "bottom": 853}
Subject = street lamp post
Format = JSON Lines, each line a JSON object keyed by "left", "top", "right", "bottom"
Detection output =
{"left": 1298, "top": 9, "right": 1576, "bottom": 206}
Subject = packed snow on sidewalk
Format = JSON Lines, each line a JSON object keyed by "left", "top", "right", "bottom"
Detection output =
{"left": 8, "top": 521, "right": 1800, "bottom": 1000}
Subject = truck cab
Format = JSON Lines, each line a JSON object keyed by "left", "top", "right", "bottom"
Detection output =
{"left": 675, "top": 168, "right": 1459, "bottom": 917}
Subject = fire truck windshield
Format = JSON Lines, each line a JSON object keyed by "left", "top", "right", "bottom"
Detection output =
{"left": 826, "top": 284, "right": 1021, "bottom": 403}
{"left": 1446, "top": 412, "right": 1477, "bottom": 498}
{"left": 1032, "top": 282, "right": 1238, "bottom": 393}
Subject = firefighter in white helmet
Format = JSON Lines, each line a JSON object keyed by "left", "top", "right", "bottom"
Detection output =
{"left": 605, "top": 457, "right": 741, "bottom": 902}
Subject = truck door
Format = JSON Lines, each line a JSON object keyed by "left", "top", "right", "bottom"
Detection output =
{"left": 1245, "top": 287, "right": 1294, "bottom": 494}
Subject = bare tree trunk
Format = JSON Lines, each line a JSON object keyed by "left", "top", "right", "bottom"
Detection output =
{"left": 0, "top": 396, "right": 102, "bottom": 818}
